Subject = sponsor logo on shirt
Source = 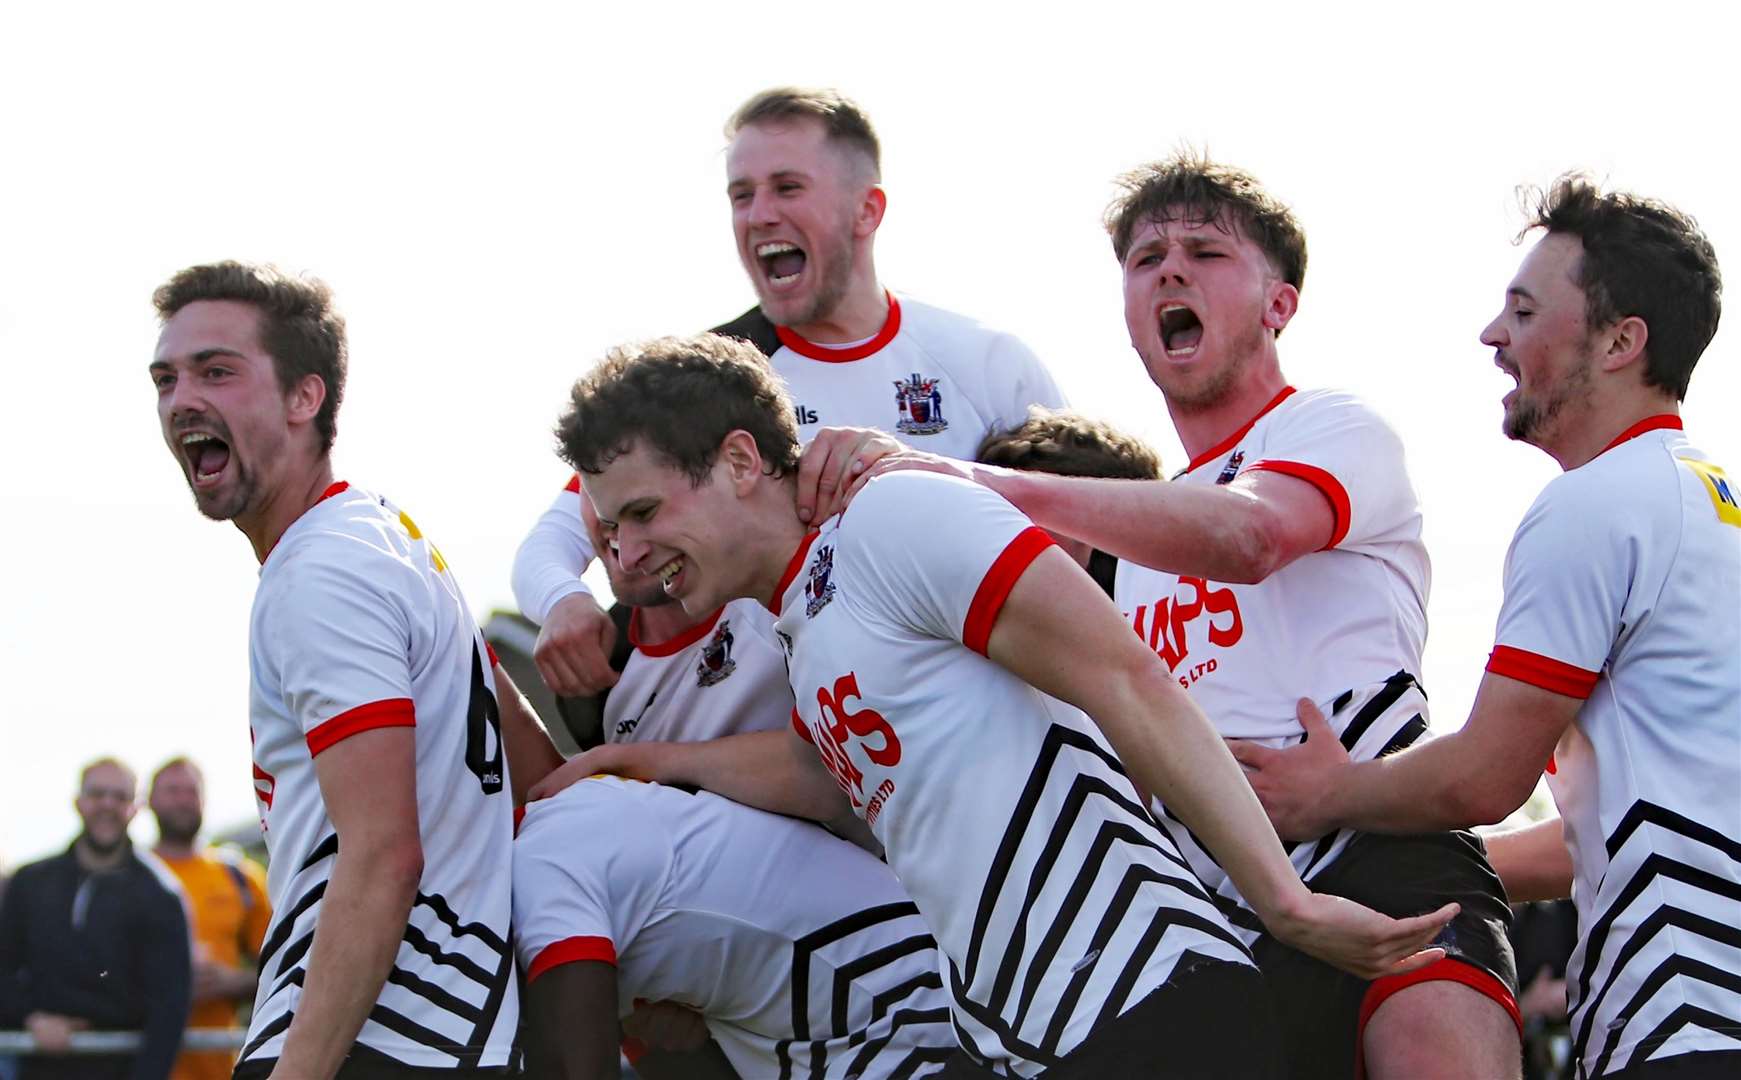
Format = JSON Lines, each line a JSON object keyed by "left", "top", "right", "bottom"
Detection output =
{"left": 805, "top": 546, "right": 837, "bottom": 617}
{"left": 806, "top": 671, "right": 901, "bottom": 825}
{"left": 696, "top": 620, "right": 737, "bottom": 687}
{"left": 1126, "top": 575, "right": 1245, "bottom": 687}
{"left": 1679, "top": 456, "right": 1741, "bottom": 527}
{"left": 794, "top": 404, "right": 819, "bottom": 426}
{"left": 893, "top": 372, "right": 948, "bottom": 436}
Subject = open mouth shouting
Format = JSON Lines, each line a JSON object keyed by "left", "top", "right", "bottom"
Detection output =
{"left": 180, "top": 429, "right": 234, "bottom": 490}
{"left": 1159, "top": 303, "right": 1204, "bottom": 358}
{"left": 756, "top": 241, "right": 808, "bottom": 290}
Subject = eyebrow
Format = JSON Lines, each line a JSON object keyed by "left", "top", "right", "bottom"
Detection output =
{"left": 149, "top": 347, "right": 248, "bottom": 371}
{"left": 1506, "top": 286, "right": 1539, "bottom": 304}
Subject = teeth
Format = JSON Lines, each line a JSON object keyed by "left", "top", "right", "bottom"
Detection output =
{"left": 181, "top": 432, "right": 215, "bottom": 446}
{"left": 1161, "top": 303, "right": 1188, "bottom": 313}
{"left": 770, "top": 272, "right": 800, "bottom": 285}
{"left": 658, "top": 557, "right": 684, "bottom": 587}
{"left": 757, "top": 242, "right": 797, "bottom": 257}
{"left": 1166, "top": 346, "right": 1197, "bottom": 357}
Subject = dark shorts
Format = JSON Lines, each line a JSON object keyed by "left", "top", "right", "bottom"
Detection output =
{"left": 937, "top": 957, "right": 1283, "bottom": 1079}
{"left": 1250, "top": 828, "right": 1520, "bottom": 1080}
{"left": 1605, "top": 1049, "right": 1741, "bottom": 1079}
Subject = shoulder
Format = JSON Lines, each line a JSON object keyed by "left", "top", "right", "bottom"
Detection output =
{"left": 896, "top": 295, "right": 1023, "bottom": 355}
{"left": 709, "top": 306, "right": 780, "bottom": 357}
{"left": 130, "top": 849, "right": 191, "bottom": 909}
{"left": 844, "top": 469, "right": 993, "bottom": 530}
{"left": 1276, "top": 387, "right": 1399, "bottom": 435}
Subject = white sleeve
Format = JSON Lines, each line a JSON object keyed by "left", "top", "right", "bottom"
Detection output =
{"left": 1485, "top": 478, "right": 1626, "bottom": 699}
{"left": 843, "top": 471, "right": 1056, "bottom": 655}
{"left": 1243, "top": 392, "right": 1418, "bottom": 551}
{"left": 260, "top": 544, "right": 421, "bottom": 756}
{"left": 510, "top": 475, "right": 599, "bottom": 624}
{"left": 512, "top": 781, "right": 670, "bottom": 986}
{"left": 990, "top": 332, "right": 1069, "bottom": 429}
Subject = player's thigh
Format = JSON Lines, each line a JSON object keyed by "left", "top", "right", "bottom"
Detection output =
{"left": 1363, "top": 978, "right": 1520, "bottom": 1080}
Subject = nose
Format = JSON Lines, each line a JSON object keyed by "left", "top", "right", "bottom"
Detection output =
{"left": 1479, "top": 312, "right": 1506, "bottom": 349}
{"left": 747, "top": 185, "right": 780, "bottom": 228}
{"left": 164, "top": 374, "right": 207, "bottom": 424}
{"left": 614, "top": 525, "right": 652, "bottom": 574}
{"left": 1157, "top": 247, "right": 1192, "bottom": 285}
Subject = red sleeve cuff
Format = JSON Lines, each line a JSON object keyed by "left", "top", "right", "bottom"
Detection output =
{"left": 527, "top": 935, "right": 617, "bottom": 983}
{"left": 963, "top": 527, "right": 1055, "bottom": 656}
{"left": 564, "top": 473, "right": 582, "bottom": 494}
{"left": 305, "top": 698, "right": 416, "bottom": 756}
{"left": 790, "top": 707, "right": 814, "bottom": 744}
{"left": 485, "top": 641, "right": 501, "bottom": 668}
{"left": 1245, "top": 460, "right": 1351, "bottom": 550}
{"left": 1487, "top": 645, "right": 1599, "bottom": 699}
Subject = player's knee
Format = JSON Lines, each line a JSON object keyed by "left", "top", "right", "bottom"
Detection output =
{"left": 1363, "top": 980, "right": 1520, "bottom": 1080}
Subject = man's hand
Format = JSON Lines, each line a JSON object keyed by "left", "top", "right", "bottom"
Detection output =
{"left": 191, "top": 960, "right": 256, "bottom": 1004}
{"left": 1227, "top": 698, "right": 1350, "bottom": 842}
{"left": 1268, "top": 893, "right": 1460, "bottom": 982}
{"left": 525, "top": 742, "right": 669, "bottom": 802}
{"left": 25, "top": 1012, "right": 88, "bottom": 1053}
{"left": 534, "top": 592, "right": 619, "bottom": 696}
{"left": 796, "top": 427, "right": 906, "bottom": 524}
{"left": 623, "top": 1000, "right": 710, "bottom": 1053}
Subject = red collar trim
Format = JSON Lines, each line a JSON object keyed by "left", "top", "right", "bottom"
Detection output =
{"left": 766, "top": 530, "right": 821, "bottom": 615}
{"left": 1600, "top": 414, "right": 1682, "bottom": 454}
{"left": 774, "top": 292, "right": 901, "bottom": 362}
{"left": 629, "top": 604, "right": 725, "bottom": 658}
{"left": 1185, "top": 387, "right": 1297, "bottom": 473}
{"left": 262, "top": 481, "right": 351, "bottom": 563}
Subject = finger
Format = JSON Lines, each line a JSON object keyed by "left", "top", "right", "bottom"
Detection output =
{"left": 1379, "top": 946, "right": 1448, "bottom": 979}
{"left": 1226, "top": 739, "right": 1277, "bottom": 769}
{"left": 796, "top": 438, "right": 847, "bottom": 523}
{"left": 535, "top": 650, "right": 582, "bottom": 698}
{"left": 1296, "top": 697, "right": 1336, "bottom": 741}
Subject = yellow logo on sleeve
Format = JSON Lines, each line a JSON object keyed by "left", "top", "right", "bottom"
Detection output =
{"left": 1679, "top": 457, "right": 1741, "bottom": 527}
{"left": 397, "top": 509, "right": 451, "bottom": 572}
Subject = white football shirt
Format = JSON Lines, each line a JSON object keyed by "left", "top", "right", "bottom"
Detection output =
{"left": 1114, "top": 387, "right": 1431, "bottom": 921}
{"left": 514, "top": 776, "right": 954, "bottom": 1079}
{"left": 242, "top": 482, "right": 518, "bottom": 1072}
{"left": 511, "top": 294, "right": 1066, "bottom": 623}
{"left": 772, "top": 470, "right": 1251, "bottom": 1077}
{"left": 1487, "top": 418, "right": 1741, "bottom": 1076}
{"left": 602, "top": 597, "right": 792, "bottom": 745}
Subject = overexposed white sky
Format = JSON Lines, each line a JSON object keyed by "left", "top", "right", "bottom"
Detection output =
{"left": 3, "top": 1, "right": 1736, "bottom": 865}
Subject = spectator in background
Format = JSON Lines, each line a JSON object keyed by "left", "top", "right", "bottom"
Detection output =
{"left": 147, "top": 759, "right": 269, "bottom": 1080}
{"left": 0, "top": 758, "right": 191, "bottom": 1080}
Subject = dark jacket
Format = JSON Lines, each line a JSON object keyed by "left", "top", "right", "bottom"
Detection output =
{"left": 0, "top": 844, "right": 191, "bottom": 1080}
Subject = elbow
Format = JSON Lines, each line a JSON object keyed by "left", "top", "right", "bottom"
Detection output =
{"left": 373, "top": 835, "right": 425, "bottom": 899}
{"left": 1453, "top": 779, "right": 1531, "bottom": 829}
{"left": 1219, "top": 508, "right": 1288, "bottom": 585}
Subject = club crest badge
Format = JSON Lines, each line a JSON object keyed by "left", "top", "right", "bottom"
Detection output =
{"left": 696, "top": 619, "right": 737, "bottom": 687}
{"left": 805, "top": 545, "right": 838, "bottom": 618}
{"left": 1215, "top": 450, "right": 1245, "bottom": 485}
{"left": 893, "top": 372, "right": 948, "bottom": 435}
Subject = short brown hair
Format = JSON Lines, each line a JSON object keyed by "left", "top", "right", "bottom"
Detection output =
{"left": 1521, "top": 174, "right": 1721, "bottom": 401}
{"left": 977, "top": 407, "right": 1163, "bottom": 481}
{"left": 78, "top": 757, "right": 136, "bottom": 794}
{"left": 727, "top": 86, "right": 881, "bottom": 181}
{"left": 1105, "top": 149, "right": 1307, "bottom": 295}
{"left": 150, "top": 756, "right": 204, "bottom": 793}
{"left": 153, "top": 261, "right": 348, "bottom": 455}
{"left": 556, "top": 334, "right": 801, "bottom": 485}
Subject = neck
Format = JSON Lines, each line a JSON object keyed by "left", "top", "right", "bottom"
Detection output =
{"left": 1542, "top": 393, "right": 1681, "bottom": 471}
{"left": 1168, "top": 356, "right": 1289, "bottom": 464}
{"left": 74, "top": 836, "right": 128, "bottom": 872}
{"left": 632, "top": 602, "right": 701, "bottom": 646}
{"left": 753, "top": 479, "right": 814, "bottom": 607}
{"left": 786, "top": 273, "right": 888, "bottom": 344}
{"left": 240, "top": 456, "right": 337, "bottom": 563}
{"left": 153, "top": 836, "right": 197, "bottom": 860}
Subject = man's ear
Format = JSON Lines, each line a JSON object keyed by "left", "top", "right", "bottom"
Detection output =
{"left": 720, "top": 429, "right": 766, "bottom": 493}
{"left": 1262, "top": 280, "right": 1300, "bottom": 333}
{"left": 855, "top": 185, "right": 887, "bottom": 239}
{"left": 287, "top": 373, "right": 327, "bottom": 428}
{"left": 1600, "top": 315, "right": 1649, "bottom": 375}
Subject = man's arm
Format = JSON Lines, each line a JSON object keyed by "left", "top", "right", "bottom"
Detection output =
{"left": 526, "top": 729, "right": 852, "bottom": 829}
{"left": 496, "top": 661, "right": 565, "bottom": 802}
{"left": 0, "top": 870, "right": 29, "bottom": 1024}
{"left": 269, "top": 727, "right": 424, "bottom": 1080}
{"left": 133, "top": 878, "right": 192, "bottom": 1080}
{"left": 1232, "top": 672, "right": 1582, "bottom": 841}
{"left": 984, "top": 546, "right": 1454, "bottom": 980}
{"left": 513, "top": 481, "right": 619, "bottom": 696}
{"left": 1483, "top": 817, "right": 1574, "bottom": 903}
{"left": 525, "top": 961, "right": 622, "bottom": 1080}
{"left": 845, "top": 455, "right": 1335, "bottom": 583}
